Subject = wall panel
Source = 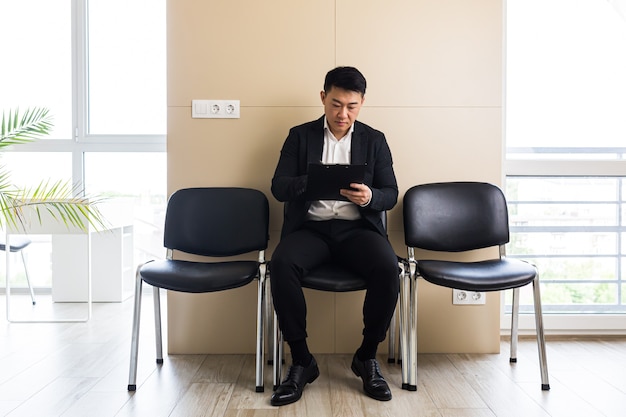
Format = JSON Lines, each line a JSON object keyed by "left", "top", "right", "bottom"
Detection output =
{"left": 167, "top": 0, "right": 503, "bottom": 354}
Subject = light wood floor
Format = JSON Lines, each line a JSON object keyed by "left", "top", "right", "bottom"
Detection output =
{"left": 1, "top": 294, "right": 626, "bottom": 417}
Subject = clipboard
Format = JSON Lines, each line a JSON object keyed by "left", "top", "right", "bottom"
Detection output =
{"left": 305, "top": 163, "right": 366, "bottom": 201}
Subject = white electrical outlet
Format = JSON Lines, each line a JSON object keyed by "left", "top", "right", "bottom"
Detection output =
{"left": 191, "top": 100, "right": 240, "bottom": 118}
{"left": 452, "top": 289, "right": 486, "bottom": 305}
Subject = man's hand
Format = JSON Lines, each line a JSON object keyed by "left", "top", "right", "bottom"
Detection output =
{"left": 340, "top": 183, "right": 372, "bottom": 207}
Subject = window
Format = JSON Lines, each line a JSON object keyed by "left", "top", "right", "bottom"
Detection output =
{"left": 507, "top": 0, "right": 626, "bottom": 154}
{"left": 506, "top": 176, "right": 626, "bottom": 313}
{"left": 0, "top": 0, "right": 166, "bottom": 292}
{"left": 0, "top": 0, "right": 73, "bottom": 139}
{"left": 87, "top": 0, "right": 166, "bottom": 135}
{"left": 506, "top": 0, "right": 626, "bottom": 329}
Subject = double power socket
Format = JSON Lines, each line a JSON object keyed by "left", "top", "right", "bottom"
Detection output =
{"left": 452, "top": 289, "right": 486, "bottom": 305}
{"left": 192, "top": 99, "right": 240, "bottom": 118}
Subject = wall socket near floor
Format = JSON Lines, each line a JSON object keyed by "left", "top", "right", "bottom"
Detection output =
{"left": 452, "top": 289, "right": 486, "bottom": 305}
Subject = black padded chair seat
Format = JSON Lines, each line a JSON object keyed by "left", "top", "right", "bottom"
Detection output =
{"left": 0, "top": 236, "right": 32, "bottom": 252}
{"left": 301, "top": 264, "right": 368, "bottom": 292}
{"left": 418, "top": 258, "right": 536, "bottom": 292}
{"left": 140, "top": 259, "right": 261, "bottom": 293}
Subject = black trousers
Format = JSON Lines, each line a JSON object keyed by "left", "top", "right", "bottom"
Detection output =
{"left": 270, "top": 219, "right": 400, "bottom": 345}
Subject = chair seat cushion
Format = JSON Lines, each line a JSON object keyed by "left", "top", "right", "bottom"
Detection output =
{"left": 140, "top": 259, "right": 260, "bottom": 293}
{"left": 301, "top": 264, "right": 368, "bottom": 292}
{"left": 417, "top": 258, "right": 537, "bottom": 292}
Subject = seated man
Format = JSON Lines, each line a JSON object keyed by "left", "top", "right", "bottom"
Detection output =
{"left": 270, "top": 66, "right": 400, "bottom": 406}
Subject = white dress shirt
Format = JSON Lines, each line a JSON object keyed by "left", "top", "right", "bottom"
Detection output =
{"left": 306, "top": 118, "right": 361, "bottom": 221}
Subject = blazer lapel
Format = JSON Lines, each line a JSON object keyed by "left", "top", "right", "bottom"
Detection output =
{"left": 350, "top": 121, "right": 366, "bottom": 165}
{"left": 307, "top": 116, "right": 325, "bottom": 166}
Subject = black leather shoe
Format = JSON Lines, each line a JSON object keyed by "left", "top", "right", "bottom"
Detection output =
{"left": 271, "top": 357, "right": 320, "bottom": 406}
{"left": 351, "top": 354, "right": 392, "bottom": 401}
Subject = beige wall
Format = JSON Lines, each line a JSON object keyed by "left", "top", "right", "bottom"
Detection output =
{"left": 167, "top": 0, "right": 503, "bottom": 354}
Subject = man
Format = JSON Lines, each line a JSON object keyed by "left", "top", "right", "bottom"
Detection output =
{"left": 270, "top": 66, "right": 400, "bottom": 406}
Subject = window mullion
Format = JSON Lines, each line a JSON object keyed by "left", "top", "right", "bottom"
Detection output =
{"left": 72, "top": 0, "right": 89, "bottom": 194}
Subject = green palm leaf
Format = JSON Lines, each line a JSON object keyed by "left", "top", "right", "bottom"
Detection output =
{"left": 0, "top": 107, "right": 53, "bottom": 148}
{"left": 13, "top": 179, "right": 107, "bottom": 231}
{"left": 0, "top": 107, "right": 107, "bottom": 232}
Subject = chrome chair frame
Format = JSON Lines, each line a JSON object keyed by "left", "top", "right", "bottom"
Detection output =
{"left": 1, "top": 236, "right": 36, "bottom": 306}
{"left": 403, "top": 181, "right": 550, "bottom": 391}
{"left": 127, "top": 187, "right": 270, "bottom": 392}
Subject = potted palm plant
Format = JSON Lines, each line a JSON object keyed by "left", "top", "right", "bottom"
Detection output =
{"left": 0, "top": 107, "right": 106, "bottom": 231}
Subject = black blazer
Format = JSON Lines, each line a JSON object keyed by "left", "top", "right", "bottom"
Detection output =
{"left": 271, "top": 116, "right": 398, "bottom": 238}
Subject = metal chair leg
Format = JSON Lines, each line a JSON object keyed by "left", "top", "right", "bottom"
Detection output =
{"left": 153, "top": 287, "right": 163, "bottom": 364}
{"left": 19, "top": 251, "right": 36, "bottom": 305}
{"left": 393, "top": 264, "right": 405, "bottom": 365}
{"left": 128, "top": 268, "right": 144, "bottom": 391}
{"left": 388, "top": 306, "right": 397, "bottom": 363}
{"left": 255, "top": 265, "right": 266, "bottom": 392}
{"left": 532, "top": 274, "right": 550, "bottom": 390}
{"left": 407, "top": 270, "right": 418, "bottom": 391}
{"left": 400, "top": 263, "right": 417, "bottom": 391}
{"left": 399, "top": 267, "right": 409, "bottom": 388}
{"left": 397, "top": 322, "right": 403, "bottom": 365}
{"left": 510, "top": 287, "right": 520, "bottom": 363}
{"left": 266, "top": 274, "right": 274, "bottom": 365}
{"left": 272, "top": 310, "right": 283, "bottom": 390}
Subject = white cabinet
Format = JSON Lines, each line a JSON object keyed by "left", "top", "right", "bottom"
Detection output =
{"left": 51, "top": 225, "right": 134, "bottom": 302}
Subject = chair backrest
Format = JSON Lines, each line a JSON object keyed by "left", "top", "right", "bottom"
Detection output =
{"left": 164, "top": 187, "right": 269, "bottom": 257}
{"left": 0, "top": 236, "right": 32, "bottom": 252}
{"left": 403, "top": 182, "right": 510, "bottom": 252}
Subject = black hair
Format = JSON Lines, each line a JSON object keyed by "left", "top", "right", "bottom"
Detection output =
{"left": 323, "top": 66, "right": 367, "bottom": 96}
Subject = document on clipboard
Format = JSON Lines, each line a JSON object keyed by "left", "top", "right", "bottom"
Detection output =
{"left": 305, "top": 163, "right": 366, "bottom": 201}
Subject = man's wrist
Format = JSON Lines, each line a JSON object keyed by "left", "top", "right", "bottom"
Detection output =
{"left": 359, "top": 188, "right": 372, "bottom": 207}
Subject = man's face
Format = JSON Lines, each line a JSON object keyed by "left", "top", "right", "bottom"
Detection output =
{"left": 320, "top": 86, "right": 365, "bottom": 139}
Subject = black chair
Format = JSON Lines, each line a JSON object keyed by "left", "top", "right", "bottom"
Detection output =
{"left": 127, "top": 187, "right": 270, "bottom": 392}
{"left": 402, "top": 181, "right": 550, "bottom": 390}
{"left": 0, "top": 236, "right": 36, "bottom": 305}
{"left": 271, "top": 211, "right": 410, "bottom": 390}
